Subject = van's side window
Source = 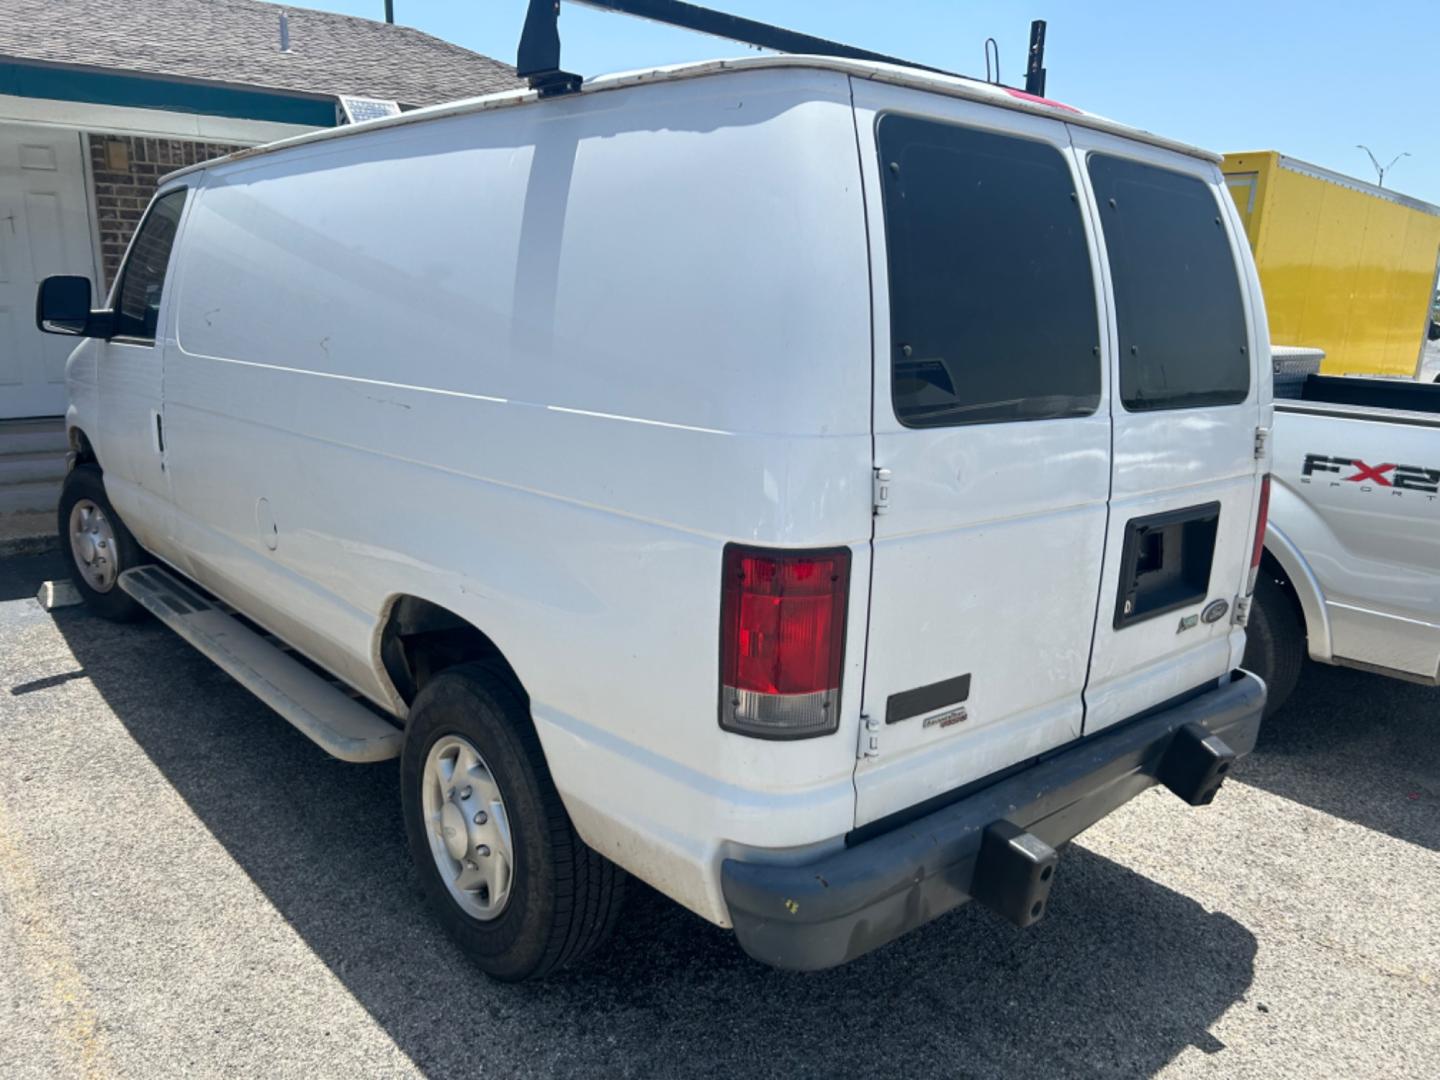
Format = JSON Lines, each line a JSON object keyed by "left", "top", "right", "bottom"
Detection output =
{"left": 1087, "top": 155, "right": 1250, "bottom": 411}
{"left": 878, "top": 115, "right": 1101, "bottom": 428}
{"left": 113, "top": 188, "right": 188, "bottom": 343}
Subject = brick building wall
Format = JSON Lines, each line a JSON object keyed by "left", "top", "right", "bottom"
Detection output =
{"left": 87, "top": 134, "right": 245, "bottom": 288}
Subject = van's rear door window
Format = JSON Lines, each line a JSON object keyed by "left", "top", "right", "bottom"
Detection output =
{"left": 1087, "top": 154, "right": 1250, "bottom": 411}
{"left": 877, "top": 115, "right": 1101, "bottom": 428}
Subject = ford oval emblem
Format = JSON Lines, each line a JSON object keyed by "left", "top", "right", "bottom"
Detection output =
{"left": 1201, "top": 599, "right": 1229, "bottom": 625}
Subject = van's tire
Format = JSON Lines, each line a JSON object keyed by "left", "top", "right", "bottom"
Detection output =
{"left": 400, "top": 662, "right": 625, "bottom": 981}
{"left": 56, "top": 465, "right": 149, "bottom": 622}
{"left": 1243, "top": 573, "right": 1305, "bottom": 718}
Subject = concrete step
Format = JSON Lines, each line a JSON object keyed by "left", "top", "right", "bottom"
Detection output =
{"left": 0, "top": 419, "right": 67, "bottom": 456}
{"left": 0, "top": 509, "right": 57, "bottom": 557}
{"left": 0, "top": 449, "right": 68, "bottom": 485}
{"left": 0, "top": 479, "right": 62, "bottom": 514}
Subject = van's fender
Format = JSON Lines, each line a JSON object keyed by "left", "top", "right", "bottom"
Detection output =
{"left": 1263, "top": 520, "right": 1333, "bottom": 663}
{"left": 63, "top": 338, "right": 101, "bottom": 470}
{"left": 367, "top": 590, "right": 528, "bottom": 718}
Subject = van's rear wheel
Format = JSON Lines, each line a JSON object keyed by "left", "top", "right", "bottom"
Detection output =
{"left": 57, "top": 465, "right": 148, "bottom": 621}
{"left": 401, "top": 663, "right": 625, "bottom": 981}
{"left": 1243, "top": 573, "right": 1305, "bottom": 717}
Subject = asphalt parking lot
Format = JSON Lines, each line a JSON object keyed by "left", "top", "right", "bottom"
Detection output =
{"left": 1, "top": 551, "right": 1436, "bottom": 1079}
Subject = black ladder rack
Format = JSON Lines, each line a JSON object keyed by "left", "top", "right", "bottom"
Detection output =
{"left": 517, "top": 0, "right": 1048, "bottom": 98}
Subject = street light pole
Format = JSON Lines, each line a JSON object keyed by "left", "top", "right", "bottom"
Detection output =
{"left": 385, "top": 1, "right": 394, "bottom": 24}
{"left": 1356, "top": 145, "right": 1410, "bottom": 189}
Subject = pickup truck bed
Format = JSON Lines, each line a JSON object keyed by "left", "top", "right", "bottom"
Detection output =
{"left": 1288, "top": 374, "right": 1440, "bottom": 416}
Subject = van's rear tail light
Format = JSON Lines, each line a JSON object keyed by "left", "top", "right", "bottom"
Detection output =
{"left": 719, "top": 544, "right": 850, "bottom": 739}
{"left": 1247, "top": 474, "right": 1271, "bottom": 594}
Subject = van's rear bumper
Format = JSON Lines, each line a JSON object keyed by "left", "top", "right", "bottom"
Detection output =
{"left": 720, "top": 670, "right": 1265, "bottom": 970}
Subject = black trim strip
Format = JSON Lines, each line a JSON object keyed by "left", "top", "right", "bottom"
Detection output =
{"left": 1275, "top": 403, "right": 1440, "bottom": 430}
{"left": 885, "top": 672, "right": 970, "bottom": 725}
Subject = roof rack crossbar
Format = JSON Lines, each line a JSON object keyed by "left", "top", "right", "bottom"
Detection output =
{"left": 517, "top": 0, "right": 974, "bottom": 95}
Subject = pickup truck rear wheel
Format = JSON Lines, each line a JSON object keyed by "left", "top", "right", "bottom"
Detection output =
{"left": 1243, "top": 573, "right": 1305, "bottom": 717}
{"left": 57, "top": 465, "right": 148, "bottom": 621}
{"left": 400, "top": 662, "right": 625, "bottom": 981}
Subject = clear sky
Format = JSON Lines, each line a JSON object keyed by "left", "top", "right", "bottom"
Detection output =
{"left": 300, "top": 1, "right": 1436, "bottom": 204}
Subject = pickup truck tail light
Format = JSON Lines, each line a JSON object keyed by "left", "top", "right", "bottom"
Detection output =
{"left": 719, "top": 544, "right": 850, "bottom": 739}
{"left": 1247, "top": 474, "right": 1271, "bottom": 594}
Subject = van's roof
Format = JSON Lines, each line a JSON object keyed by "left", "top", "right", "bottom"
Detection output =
{"left": 162, "top": 54, "right": 1218, "bottom": 183}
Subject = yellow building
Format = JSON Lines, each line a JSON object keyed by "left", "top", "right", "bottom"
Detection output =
{"left": 1223, "top": 151, "right": 1440, "bottom": 376}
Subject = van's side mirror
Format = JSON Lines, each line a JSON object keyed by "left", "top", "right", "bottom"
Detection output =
{"left": 1429, "top": 320, "right": 1440, "bottom": 343}
{"left": 35, "top": 276, "right": 112, "bottom": 337}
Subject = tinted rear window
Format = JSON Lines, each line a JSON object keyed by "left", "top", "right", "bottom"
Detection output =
{"left": 1087, "top": 155, "right": 1250, "bottom": 411}
{"left": 878, "top": 114, "right": 1101, "bottom": 428}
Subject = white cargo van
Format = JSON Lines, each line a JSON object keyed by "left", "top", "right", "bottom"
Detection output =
{"left": 37, "top": 55, "right": 1270, "bottom": 979}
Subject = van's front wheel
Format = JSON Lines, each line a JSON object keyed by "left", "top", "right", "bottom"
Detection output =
{"left": 57, "top": 465, "right": 148, "bottom": 621}
{"left": 400, "top": 663, "right": 625, "bottom": 981}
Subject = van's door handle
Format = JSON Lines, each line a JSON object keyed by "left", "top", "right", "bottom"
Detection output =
{"left": 153, "top": 411, "right": 165, "bottom": 454}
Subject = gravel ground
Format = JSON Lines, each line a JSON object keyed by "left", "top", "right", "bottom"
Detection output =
{"left": 0, "top": 551, "right": 1436, "bottom": 1079}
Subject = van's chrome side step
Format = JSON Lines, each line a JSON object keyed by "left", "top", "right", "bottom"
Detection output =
{"left": 118, "top": 566, "right": 403, "bottom": 763}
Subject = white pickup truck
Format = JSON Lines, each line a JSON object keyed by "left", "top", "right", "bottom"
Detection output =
{"left": 1245, "top": 370, "right": 1440, "bottom": 711}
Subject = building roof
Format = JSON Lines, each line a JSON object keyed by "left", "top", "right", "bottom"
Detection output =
{"left": 0, "top": 0, "right": 520, "bottom": 108}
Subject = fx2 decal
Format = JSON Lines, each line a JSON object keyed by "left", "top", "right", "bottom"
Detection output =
{"left": 1301, "top": 454, "right": 1440, "bottom": 496}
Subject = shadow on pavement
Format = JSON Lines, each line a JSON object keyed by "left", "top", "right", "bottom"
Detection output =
{"left": 52, "top": 607, "right": 1257, "bottom": 1078}
{"left": 0, "top": 550, "right": 64, "bottom": 603}
{"left": 1238, "top": 660, "right": 1439, "bottom": 853}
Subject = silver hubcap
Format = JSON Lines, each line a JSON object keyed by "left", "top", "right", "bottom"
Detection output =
{"left": 68, "top": 499, "right": 119, "bottom": 593}
{"left": 422, "top": 735, "right": 514, "bottom": 920}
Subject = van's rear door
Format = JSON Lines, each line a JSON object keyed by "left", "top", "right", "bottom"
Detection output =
{"left": 1066, "top": 128, "right": 1266, "bottom": 733}
{"left": 849, "top": 82, "right": 1113, "bottom": 827}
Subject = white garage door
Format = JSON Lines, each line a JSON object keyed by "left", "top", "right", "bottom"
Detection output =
{"left": 0, "top": 122, "right": 97, "bottom": 419}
